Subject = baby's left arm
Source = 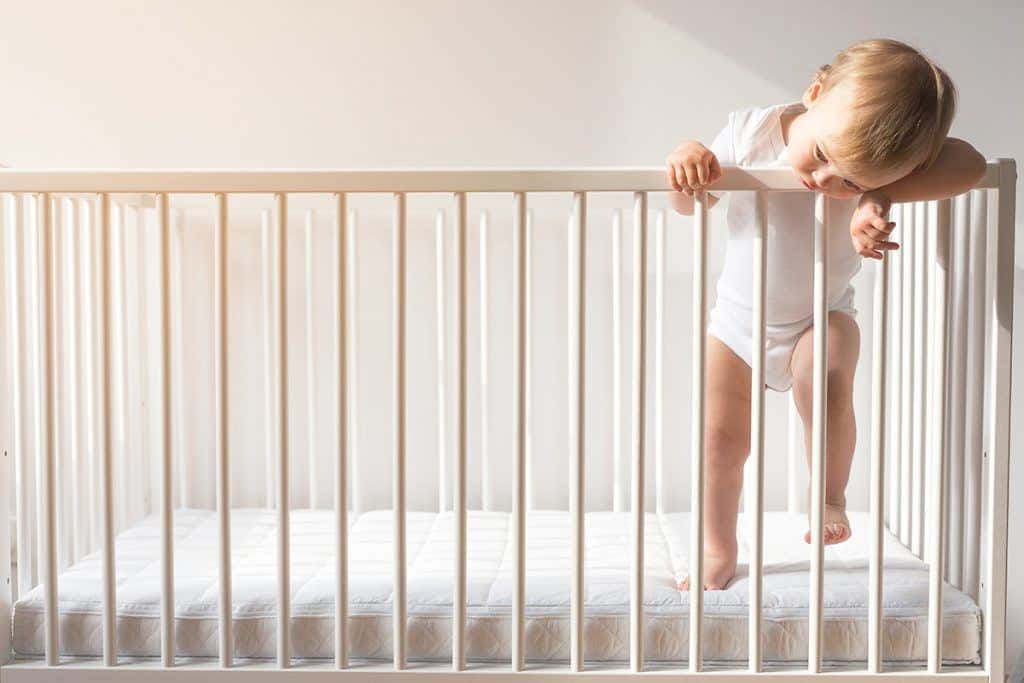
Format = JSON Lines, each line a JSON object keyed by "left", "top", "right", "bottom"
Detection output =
{"left": 864, "top": 137, "right": 987, "bottom": 203}
{"left": 850, "top": 138, "right": 987, "bottom": 259}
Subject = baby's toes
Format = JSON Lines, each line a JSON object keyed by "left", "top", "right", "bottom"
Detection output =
{"left": 825, "top": 523, "right": 850, "bottom": 544}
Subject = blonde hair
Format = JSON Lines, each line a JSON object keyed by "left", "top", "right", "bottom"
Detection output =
{"left": 811, "top": 39, "right": 956, "bottom": 178}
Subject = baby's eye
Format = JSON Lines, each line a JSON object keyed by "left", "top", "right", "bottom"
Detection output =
{"left": 814, "top": 145, "right": 826, "bottom": 162}
{"left": 843, "top": 179, "right": 860, "bottom": 190}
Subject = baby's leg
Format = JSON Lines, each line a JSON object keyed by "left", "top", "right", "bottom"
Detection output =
{"left": 790, "top": 311, "right": 860, "bottom": 545}
{"left": 679, "top": 335, "right": 751, "bottom": 591}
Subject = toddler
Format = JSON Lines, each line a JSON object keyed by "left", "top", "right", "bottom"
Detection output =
{"left": 665, "top": 38, "right": 987, "bottom": 591}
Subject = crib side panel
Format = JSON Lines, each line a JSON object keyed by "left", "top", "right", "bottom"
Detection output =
{"left": 1, "top": 194, "right": 13, "bottom": 665}
{"left": 984, "top": 158, "right": 1016, "bottom": 683}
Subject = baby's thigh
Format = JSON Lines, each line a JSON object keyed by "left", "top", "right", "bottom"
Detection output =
{"left": 705, "top": 334, "right": 753, "bottom": 454}
{"left": 789, "top": 312, "right": 861, "bottom": 399}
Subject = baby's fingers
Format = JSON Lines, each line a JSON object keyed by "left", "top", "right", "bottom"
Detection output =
{"left": 853, "top": 236, "right": 883, "bottom": 260}
{"left": 666, "top": 165, "right": 680, "bottom": 192}
{"left": 708, "top": 154, "right": 722, "bottom": 182}
{"left": 696, "top": 160, "right": 709, "bottom": 186}
{"left": 872, "top": 218, "right": 896, "bottom": 233}
{"left": 683, "top": 164, "right": 700, "bottom": 192}
{"left": 860, "top": 225, "right": 893, "bottom": 242}
{"left": 673, "top": 164, "right": 688, "bottom": 193}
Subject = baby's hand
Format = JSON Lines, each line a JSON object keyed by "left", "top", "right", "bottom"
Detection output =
{"left": 665, "top": 140, "right": 722, "bottom": 196}
{"left": 850, "top": 191, "right": 898, "bottom": 260}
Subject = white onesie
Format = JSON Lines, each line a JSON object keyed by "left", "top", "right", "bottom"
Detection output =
{"left": 705, "top": 101, "right": 863, "bottom": 391}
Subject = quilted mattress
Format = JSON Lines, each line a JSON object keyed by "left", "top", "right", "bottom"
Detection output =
{"left": 13, "top": 508, "right": 981, "bottom": 664}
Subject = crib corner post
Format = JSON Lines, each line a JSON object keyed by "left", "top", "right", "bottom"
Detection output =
{"left": 0, "top": 444, "right": 8, "bottom": 663}
{"left": 985, "top": 157, "right": 1016, "bottom": 683}
{"left": 0, "top": 434, "right": 9, "bottom": 667}
{"left": 0, "top": 198, "right": 11, "bottom": 666}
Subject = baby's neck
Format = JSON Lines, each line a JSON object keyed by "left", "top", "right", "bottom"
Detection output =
{"left": 779, "top": 103, "right": 806, "bottom": 147}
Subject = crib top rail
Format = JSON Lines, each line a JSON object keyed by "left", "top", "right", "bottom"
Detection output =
{"left": 0, "top": 163, "right": 1004, "bottom": 193}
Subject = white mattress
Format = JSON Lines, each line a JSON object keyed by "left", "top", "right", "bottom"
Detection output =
{"left": 13, "top": 509, "right": 980, "bottom": 664}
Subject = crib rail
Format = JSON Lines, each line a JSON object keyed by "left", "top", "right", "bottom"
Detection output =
{"left": 0, "top": 161, "right": 1015, "bottom": 682}
{"left": 0, "top": 165, "right": 1000, "bottom": 193}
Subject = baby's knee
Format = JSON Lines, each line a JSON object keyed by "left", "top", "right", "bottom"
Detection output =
{"left": 825, "top": 367, "right": 855, "bottom": 399}
{"left": 705, "top": 424, "right": 750, "bottom": 469}
{"left": 792, "top": 367, "right": 854, "bottom": 414}
{"left": 790, "top": 362, "right": 856, "bottom": 401}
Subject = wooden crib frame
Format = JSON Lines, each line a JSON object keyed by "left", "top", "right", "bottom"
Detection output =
{"left": 0, "top": 160, "right": 1016, "bottom": 681}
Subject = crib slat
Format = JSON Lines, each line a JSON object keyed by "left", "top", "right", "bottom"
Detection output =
{"left": 65, "top": 198, "right": 85, "bottom": 564}
{"left": 868, "top": 251, "right": 890, "bottom": 673}
{"left": 888, "top": 203, "right": 903, "bottom": 539}
{"left": 808, "top": 192, "right": 828, "bottom": 673}
{"left": 749, "top": 191, "right": 767, "bottom": 672}
{"left": 8, "top": 195, "right": 32, "bottom": 599}
{"left": 654, "top": 209, "right": 665, "bottom": 517}
{"left": 114, "top": 201, "right": 130, "bottom": 532}
{"left": 611, "top": 208, "right": 623, "bottom": 513}
{"left": 346, "top": 209, "right": 362, "bottom": 517}
{"left": 900, "top": 203, "right": 914, "bottom": 548}
{"left": 912, "top": 202, "right": 928, "bottom": 557}
{"left": 689, "top": 190, "right": 708, "bottom": 672}
{"left": 214, "top": 193, "right": 232, "bottom": 667}
{"left": 630, "top": 191, "right": 648, "bottom": 672}
{"left": 928, "top": 198, "right": 953, "bottom": 672}
{"left": 304, "top": 209, "right": 318, "bottom": 510}
{"left": 525, "top": 208, "right": 535, "bottom": 513}
{"left": 570, "top": 191, "right": 586, "bottom": 672}
{"left": 39, "top": 193, "right": 59, "bottom": 665}
{"left": 260, "top": 209, "right": 275, "bottom": 508}
{"left": 99, "top": 193, "right": 117, "bottom": 666}
{"left": 949, "top": 193, "right": 971, "bottom": 590}
{"left": 274, "top": 192, "right": 291, "bottom": 668}
{"left": 29, "top": 196, "right": 44, "bottom": 585}
{"left": 173, "top": 208, "right": 190, "bottom": 510}
{"left": 479, "top": 209, "right": 491, "bottom": 513}
{"left": 984, "top": 159, "right": 1016, "bottom": 683}
{"left": 0, "top": 196, "right": 8, "bottom": 664}
{"left": 393, "top": 192, "right": 408, "bottom": 671}
{"left": 512, "top": 192, "right": 528, "bottom": 671}
{"left": 963, "top": 190, "right": 988, "bottom": 602}
{"left": 157, "top": 193, "right": 176, "bottom": 667}
{"left": 132, "top": 205, "right": 150, "bottom": 538}
{"left": 452, "top": 191, "right": 468, "bottom": 671}
{"left": 77, "top": 200, "right": 96, "bottom": 555}
{"left": 924, "top": 201, "right": 937, "bottom": 564}
{"left": 52, "top": 198, "right": 67, "bottom": 573}
{"left": 335, "top": 193, "right": 349, "bottom": 669}
{"left": 435, "top": 209, "right": 448, "bottom": 512}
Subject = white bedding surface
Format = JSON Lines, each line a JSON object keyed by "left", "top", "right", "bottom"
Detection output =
{"left": 13, "top": 509, "right": 980, "bottom": 664}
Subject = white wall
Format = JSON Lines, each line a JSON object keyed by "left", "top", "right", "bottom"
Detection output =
{"left": 2, "top": 0, "right": 1023, "bottom": 672}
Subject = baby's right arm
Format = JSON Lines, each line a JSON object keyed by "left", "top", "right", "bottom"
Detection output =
{"left": 665, "top": 139, "right": 722, "bottom": 216}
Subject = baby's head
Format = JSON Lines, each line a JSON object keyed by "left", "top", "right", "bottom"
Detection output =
{"left": 787, "top": 38, "right": 956, "bottom": 199}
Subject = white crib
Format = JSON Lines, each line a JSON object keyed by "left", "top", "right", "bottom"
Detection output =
{"left": 0, "top": 161, "right": 1016, "bottom": 681}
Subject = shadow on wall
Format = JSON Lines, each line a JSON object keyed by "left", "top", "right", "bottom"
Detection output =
{"left": 630, "top": 0, "right": 1020, "bottom": 97}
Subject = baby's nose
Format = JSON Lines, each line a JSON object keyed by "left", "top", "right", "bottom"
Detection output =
{"left": 812, "top": 172, "right": 840, "bottom": 193}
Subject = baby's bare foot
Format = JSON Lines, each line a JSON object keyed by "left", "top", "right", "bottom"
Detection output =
{"left": 678, "top": 547, "right": 738, "bottom": 591}
{"left": 804, "top": 502, "right": 852, "bottom": 545}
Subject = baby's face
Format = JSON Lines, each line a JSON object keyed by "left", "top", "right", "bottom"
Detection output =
{"left": 787, "top": 82, "right": 915, "bottom": 199}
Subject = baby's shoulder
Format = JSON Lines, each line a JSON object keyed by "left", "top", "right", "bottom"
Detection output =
{"left": 725, "top": 103, "right": 787, "bottom": 164}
